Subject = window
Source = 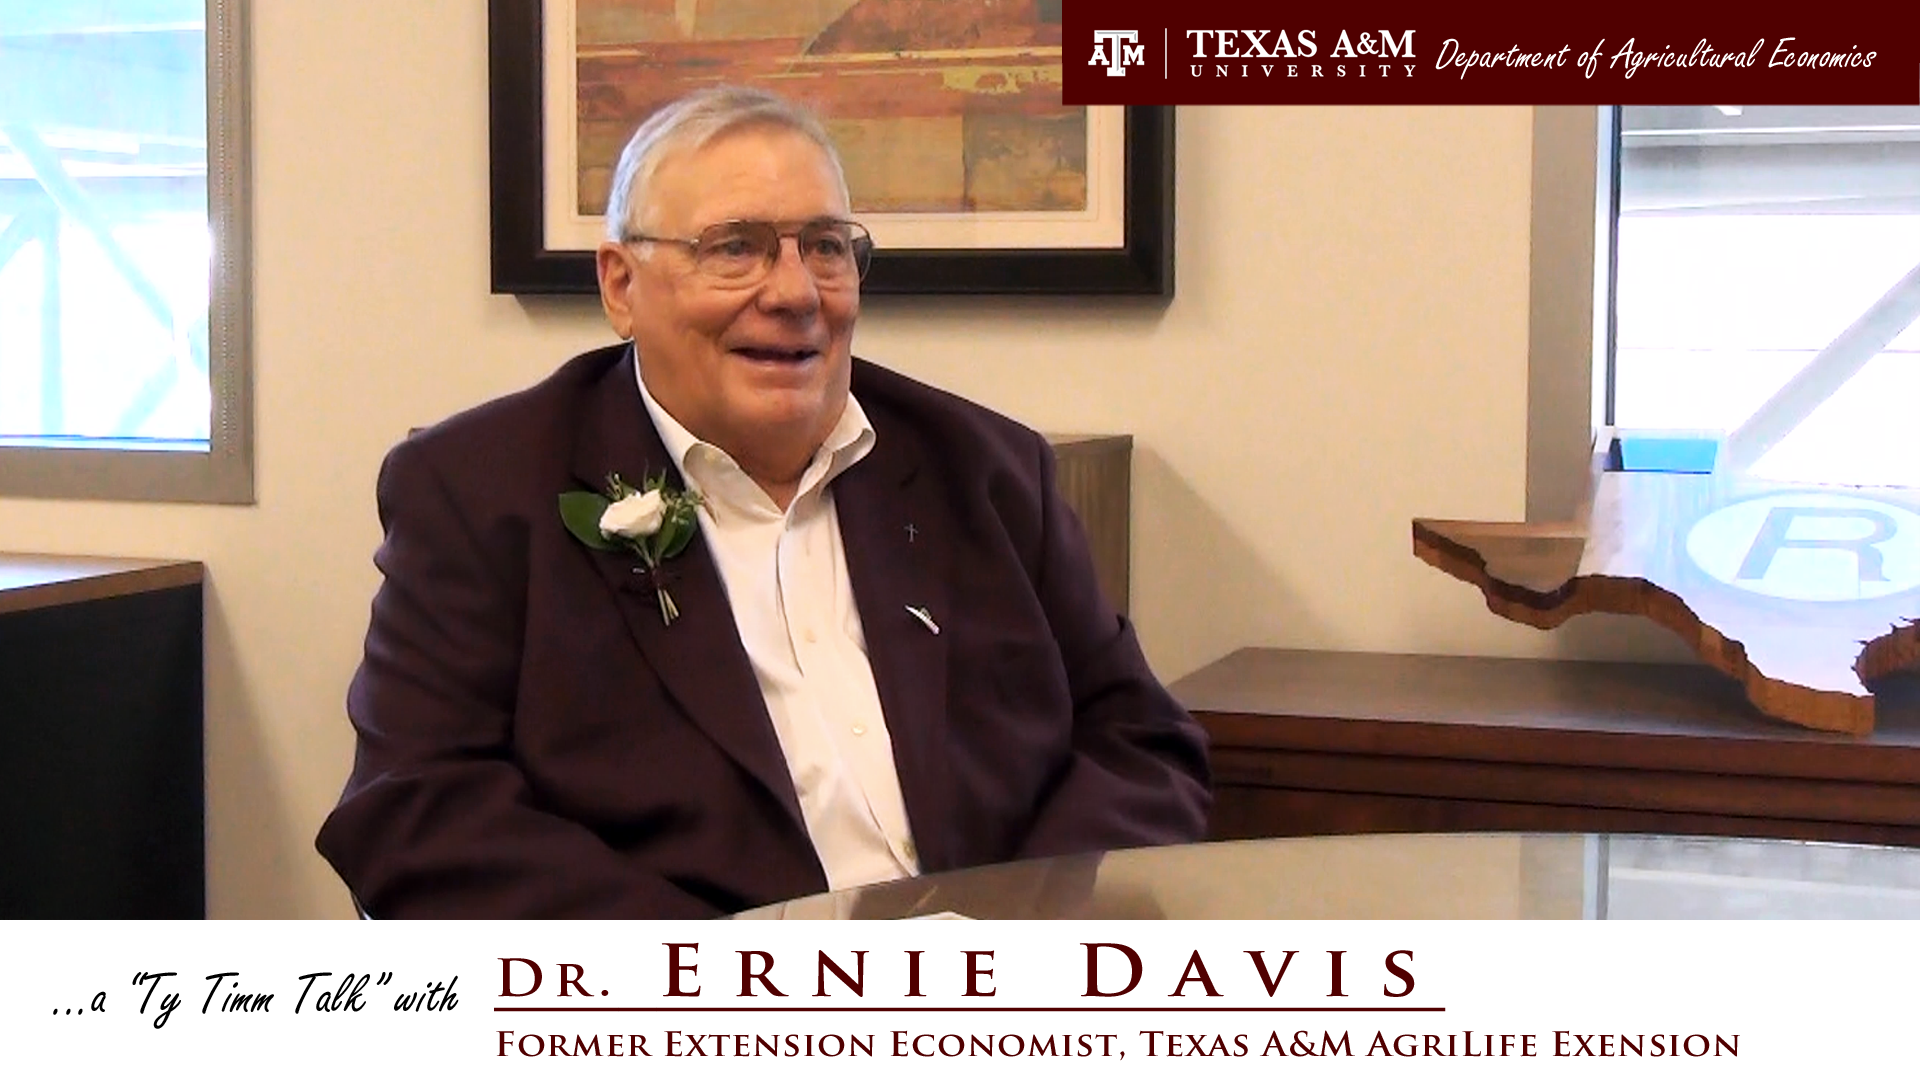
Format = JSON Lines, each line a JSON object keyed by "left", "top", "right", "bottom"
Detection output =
{"left": 0, "top": 0, "right": 251, "bottom": 503}
{"left": 1527, "top": 105, "right": 1920, "bottom": 509}
{"left": 1612, "top": 105, "right": 1920, "bottom": 488}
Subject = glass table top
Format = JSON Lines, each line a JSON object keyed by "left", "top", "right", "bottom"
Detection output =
{"left": 736, "top": 833, "right": 1920, "bottom": 920}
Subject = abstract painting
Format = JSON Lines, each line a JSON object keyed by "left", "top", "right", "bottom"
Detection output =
{"left": 573, "top": 0, "right": 1084, "bottom": 218}
{"left": 488, "top": 0, "right": 1172, "bottom": 294}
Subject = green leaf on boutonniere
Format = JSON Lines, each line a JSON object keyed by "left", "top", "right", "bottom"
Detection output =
{"left": 654, "top": 508, "right": 698, "bottom": 561}
{"left": 558, "top": 491, "right": 619, "bottom": 550}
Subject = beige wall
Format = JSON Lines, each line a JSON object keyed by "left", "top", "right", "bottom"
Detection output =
{"left": 0, "top": 2, "right": 1685, "bottom": 918}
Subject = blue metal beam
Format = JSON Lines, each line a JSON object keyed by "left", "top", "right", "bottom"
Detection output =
{"left": 1, "top": 178, "right": 204, "bottom": 217}
{"left": 1, "top": 124, "right": 180, "bottom": 338}
{"left": 0, "top": 204, "right": 45, "bottom": 266}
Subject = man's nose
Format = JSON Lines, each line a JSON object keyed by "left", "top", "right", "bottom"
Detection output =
{"left": 757, "top": 237, "right": 821, "bottom": 312}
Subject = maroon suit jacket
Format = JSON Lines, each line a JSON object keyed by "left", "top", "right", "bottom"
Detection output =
{"left": 316, "top": 344, "right": 1210, "bottom": 917}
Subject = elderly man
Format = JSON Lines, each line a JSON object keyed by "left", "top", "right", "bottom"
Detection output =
{"left": 317, "top": 86, "right": 1209, "bottom": 918}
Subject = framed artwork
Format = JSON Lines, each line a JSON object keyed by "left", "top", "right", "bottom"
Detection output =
{"left": 488, "top": 0, "right": 1173, "bottom": 296}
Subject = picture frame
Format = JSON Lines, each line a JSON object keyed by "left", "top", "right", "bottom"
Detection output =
{"left": 487, "top": 0, "right": 1174, "bottom": 296}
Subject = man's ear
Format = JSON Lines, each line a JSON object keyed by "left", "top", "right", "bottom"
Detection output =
{"left": 595, "top": 242, "right": 638, "bottom": 339}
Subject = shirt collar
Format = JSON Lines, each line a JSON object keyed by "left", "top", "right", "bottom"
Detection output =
{"left": 633, "top": 350, "right": 876, "bottom": 500}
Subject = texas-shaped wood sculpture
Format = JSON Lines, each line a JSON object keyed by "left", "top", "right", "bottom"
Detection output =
{"left": 1414, "top": 436, "right": 1920, "bottom": 734}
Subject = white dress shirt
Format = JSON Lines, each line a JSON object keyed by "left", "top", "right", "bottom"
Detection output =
{"left": 636, "top": 367, "right": 919, "bottom": 891}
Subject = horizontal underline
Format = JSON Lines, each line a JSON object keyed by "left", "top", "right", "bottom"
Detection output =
{"left": 491, "top": 999, "right": 1443, "bottom": 1006}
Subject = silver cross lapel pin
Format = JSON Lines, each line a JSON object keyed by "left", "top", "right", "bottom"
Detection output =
{"left": 904, "top": 605, "right": 940, "bottom": 635}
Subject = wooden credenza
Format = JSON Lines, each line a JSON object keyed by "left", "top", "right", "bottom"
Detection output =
{"left": 0, "top": 554, "right": 205, "bottom": 917}
{"left": 1172, "top": 648, "right": 1920, "bottom": 847}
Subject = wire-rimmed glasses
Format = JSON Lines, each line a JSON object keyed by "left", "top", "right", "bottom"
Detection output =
{"left": 624, "top": 218, "right": 874, "bottom": 286}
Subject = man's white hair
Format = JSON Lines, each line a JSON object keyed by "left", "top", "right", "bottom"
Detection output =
{"left": 602, "top": 85, "right": 850, "bottom": 242}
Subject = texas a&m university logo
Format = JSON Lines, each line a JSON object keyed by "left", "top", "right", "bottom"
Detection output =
{"left": 1090, "top": 30, "right": 1146, "bottom": 75}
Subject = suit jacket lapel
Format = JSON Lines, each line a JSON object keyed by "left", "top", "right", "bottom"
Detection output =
{"left": 568, "top": 350, "right": 806, "bottom": 832}
{"left": 833, "top": 404, "right": 957, "bottom": 872}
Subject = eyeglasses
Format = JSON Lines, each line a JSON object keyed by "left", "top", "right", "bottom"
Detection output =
{"left": 624, "top": 218, "right": 874, "bottom": 285}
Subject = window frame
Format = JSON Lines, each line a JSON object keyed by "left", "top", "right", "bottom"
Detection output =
{"left": 1526, "top": 106, "right": 1616, "bottom": 524}
{"left": 0, "top": 0, "right": 253, "bottom": 505}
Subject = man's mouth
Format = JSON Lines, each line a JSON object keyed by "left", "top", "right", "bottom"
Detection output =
{"left": 730, "top": 345, "right": 820, "bottom": 364}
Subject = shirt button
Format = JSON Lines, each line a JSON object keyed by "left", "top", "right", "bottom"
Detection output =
{"left": 903, "top": 840, "right": 917, "bottom": 862}
{"left": 851, "top": 725, "right": 867, "bottom": 736}
{"left": 803, "top": 628, "right": 819, "bottom": 644}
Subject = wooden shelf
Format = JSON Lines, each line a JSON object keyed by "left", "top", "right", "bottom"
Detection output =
{"left": 0, "top": 553, "right": 203, "bottom": 615}
{"left": 1173, "top": 648, "right": 1920, "bottom": 848}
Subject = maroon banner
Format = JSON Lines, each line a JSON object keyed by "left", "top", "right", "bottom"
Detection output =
{"left": 1061, "top": 1, "right": 1919, "bottom": 105}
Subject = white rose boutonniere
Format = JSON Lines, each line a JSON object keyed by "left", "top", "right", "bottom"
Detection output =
{"left": 599, "top": 488, "right": 665, "bottom": 539}
{"left": 560, "top": 472, "right": 704, "bottom": 625}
